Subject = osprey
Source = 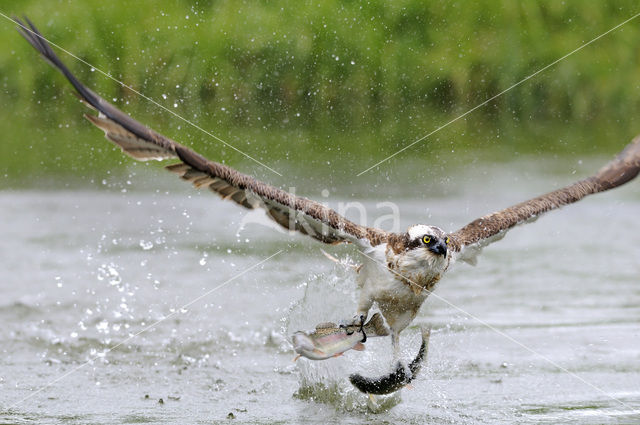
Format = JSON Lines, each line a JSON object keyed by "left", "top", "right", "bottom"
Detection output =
{"left": 18, "top": 19, "right": 640, "bottom": 361}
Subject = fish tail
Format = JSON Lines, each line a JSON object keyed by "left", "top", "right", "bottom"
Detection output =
{"left": 349, "top": 326, "right": 431, "bottom": 395}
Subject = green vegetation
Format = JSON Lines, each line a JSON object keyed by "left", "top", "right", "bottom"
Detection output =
{"left": 1, "top": 1, "right": 640, "bottom": 184}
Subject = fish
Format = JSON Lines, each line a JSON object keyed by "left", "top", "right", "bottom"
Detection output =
{"left": 292, "top": 312, "right": 389, "bottom": 361}
{"left": 349, "top": 327, "right": 430, "bottom": 395}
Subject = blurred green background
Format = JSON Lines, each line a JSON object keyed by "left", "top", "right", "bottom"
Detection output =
{"left": 1, "top": 0, "right": 639, "bottom": 186}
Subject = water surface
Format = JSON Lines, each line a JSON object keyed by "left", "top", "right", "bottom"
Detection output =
{"left": 0, "top": 162, "right": 639, "bottom": 424}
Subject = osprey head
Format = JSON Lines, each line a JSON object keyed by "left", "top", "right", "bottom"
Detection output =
{"left": 407, "top": 224, "right": 450, "bottom": 259}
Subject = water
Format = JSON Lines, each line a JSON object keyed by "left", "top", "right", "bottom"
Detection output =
{"left": 0, "top": 162, "right": 639, "bottom": 424}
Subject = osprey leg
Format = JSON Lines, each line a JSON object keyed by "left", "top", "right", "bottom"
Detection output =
{"left": 391, "top": 331, "right": 401, "bottom": 362}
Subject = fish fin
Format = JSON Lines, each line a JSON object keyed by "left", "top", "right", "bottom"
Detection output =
{"left": 332, "top": 352, "right": 344, "bottom": 358}
{"left": 353, "top": 342, "right": 366, "bottom": 351}
{"left": 293, "top": 355, "right": 301, "bottom": 362}
{"left": 312, "top": 348, "right": 327, "bottom": 356}
{"left": 315, "top": 322, "right": 338, "bottom": 330}
{"left": 406, "top": 384, "right": 414, "bottom": 390}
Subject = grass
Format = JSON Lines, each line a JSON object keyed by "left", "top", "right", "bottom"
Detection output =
{"left": 1, "top": 1, "right": 640, "bottom": 184}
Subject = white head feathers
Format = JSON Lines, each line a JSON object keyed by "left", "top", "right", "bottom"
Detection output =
{"left": 407, "top": 224, "right": 445, "bottom": 240}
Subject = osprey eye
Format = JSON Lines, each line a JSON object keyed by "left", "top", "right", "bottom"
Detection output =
{"left": 422, "top": 235, "right": 431, "bottom": 244}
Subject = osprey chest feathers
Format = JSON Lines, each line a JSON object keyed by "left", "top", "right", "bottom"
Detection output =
{"left": 385, "top": 243, "right": 451, "bottom": 296}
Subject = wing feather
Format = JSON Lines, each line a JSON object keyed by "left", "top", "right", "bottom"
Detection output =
{"left": 17, "top": 17, "right": 389, "bottom": 247}
{"left": 450, "top": 136, "right": 640, "bottom": 261}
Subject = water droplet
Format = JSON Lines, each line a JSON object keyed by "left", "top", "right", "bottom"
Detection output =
{"left": 139, "top": 240, "right": 154, "bottom": 250}
{"left": 97, "top": 263, "right": 122, "bottom": 286}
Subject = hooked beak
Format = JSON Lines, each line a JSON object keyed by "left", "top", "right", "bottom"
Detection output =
{"left": 429, "top": 241, "right": 447, "bottom": 258}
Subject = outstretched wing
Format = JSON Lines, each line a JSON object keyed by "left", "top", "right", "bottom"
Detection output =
{"left": 17, "top": 17, "right": 389, "bottom": 247}
{"left": 449, "top": 136, "right": 640, "bottom": 264}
